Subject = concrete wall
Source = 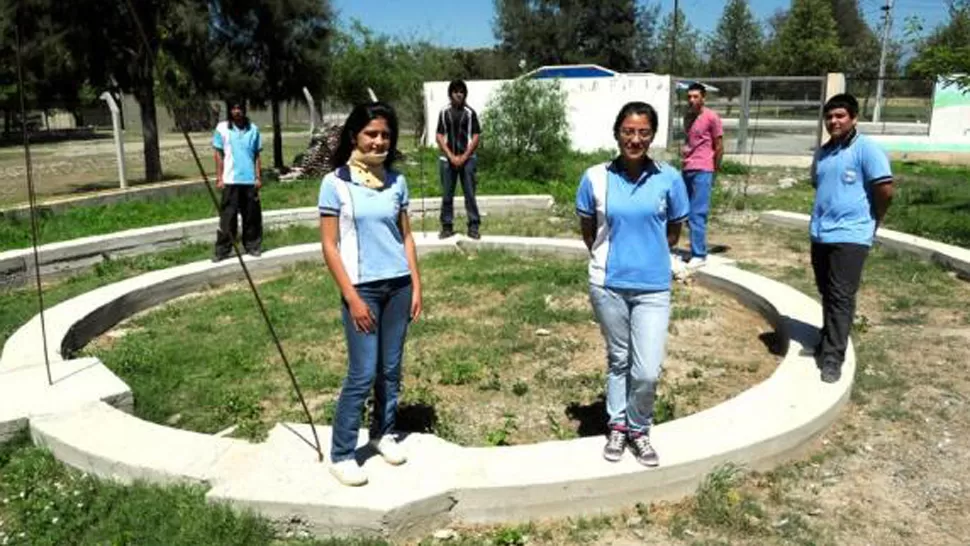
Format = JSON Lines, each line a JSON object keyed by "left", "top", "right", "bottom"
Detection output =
{"left": 423, "top": 75, "right": 672, "bottom": 152}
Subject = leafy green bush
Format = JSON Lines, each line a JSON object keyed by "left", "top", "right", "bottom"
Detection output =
{"left": 480, "top": 77, "right": 571, "bottom": 181}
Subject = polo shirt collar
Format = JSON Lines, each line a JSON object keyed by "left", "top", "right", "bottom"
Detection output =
{"left": 823, "top": 128, "right": 859, "bottom": 151}
{"left": 607, "top": 156, "right": 660, "bottom": 184}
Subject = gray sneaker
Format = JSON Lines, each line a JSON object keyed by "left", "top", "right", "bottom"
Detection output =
{"left": 603, "top": 429, "right": 626, "bottom": 462}
{"left": 629, "top": 433, "right": 659, "bottom": 467}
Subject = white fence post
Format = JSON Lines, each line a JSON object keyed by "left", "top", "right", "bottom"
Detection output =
{"left": 99, "top": 91, "right": 127, "bottom": 190}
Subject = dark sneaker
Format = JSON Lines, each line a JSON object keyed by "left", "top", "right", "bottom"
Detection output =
{"left": 820, "top": 362, "right": 842, "bottom": 383}
{"left": 438, "top": 226, "right": 455, "bottom": 239}
{"left": 211, "top": 254, "right": 229, "bottom": 263}
{"left": 629, "top": 433, "right": 659, "bottom": 467}
{"left": 467, "top": 228, "right": 481, "bottom": 240}
{"left": 246, "top": 248, "right": 261, "bottom": 257}
{"left": 603, "top": 429, "right": 626, "bottom": 462}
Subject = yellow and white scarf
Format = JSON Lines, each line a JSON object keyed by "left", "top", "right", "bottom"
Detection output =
{"left": 348, "top": 149, "right": 388, "bottom": 189}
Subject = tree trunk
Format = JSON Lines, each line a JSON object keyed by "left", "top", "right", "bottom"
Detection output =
{"left": 271, "top": 97, "right": 284, "bottom": 170}
{"left": 134, "top": 83, "right": 163, "bottom": 183}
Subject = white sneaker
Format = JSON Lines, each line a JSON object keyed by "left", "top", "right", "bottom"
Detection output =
{"left": 329, "top": 459, "right": 368, "bottom": 486}
{"left": 686, "top": 256, "right": 707, "bottom": 269}
{"left": 371, "top": 434, "right": 407, "bottom": 465}
{"left": 670, "top": 253, "right": 687, "bottom": 276}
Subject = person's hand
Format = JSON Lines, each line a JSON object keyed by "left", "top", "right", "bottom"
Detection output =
{"left": 255, "top": 178, "right": 262, "bottom": 190}
{"left": 449, "top": 154, "right": 463, "bottom": 168}
{"left": 410, "top": 287, "right": 422, "bottom": 322}
{"left": 348, "top": 296, "right": 375, "bottom": 333}
{"left": 216, "top": 178, "right": 225, "bottom": 190}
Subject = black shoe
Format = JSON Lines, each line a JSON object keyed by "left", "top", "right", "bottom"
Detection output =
{"left": 438, "top": 226, "right": 455, "bottom": 239}
{"left": 467, "top": 228, "right": 481, "bottom": 240}
{"left": 820, "top": 362, "right": 842, "bottom": 383}
{"left": 629, "top": 433, "right": 659, "bottom": 467}
{"left": 246, "top": 248, "right": 261, "bottom": 257}
{"left": 603, "top": 429, "right": 626, "bottom": 462}
{"left": 211, "top": 254, "right": 229, "bottom": 263}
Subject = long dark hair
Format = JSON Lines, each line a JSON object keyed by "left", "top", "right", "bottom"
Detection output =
{"left": 332, "top": 102, "right": 400, "bottom": 170}
{"left": 226, "top": 100, "right": 251, "bottom": 129}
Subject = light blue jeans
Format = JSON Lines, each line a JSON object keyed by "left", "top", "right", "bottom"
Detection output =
{"left": 683, "top": 170, "right": 714, "bottom": 258}
{"left": 589, "top": 284, "right": 671, "bottom": 435}
{"left": 331, "top": 275, "right": 412, "bottom": 463}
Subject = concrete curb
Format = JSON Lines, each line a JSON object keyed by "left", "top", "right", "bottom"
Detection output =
{"left": 1, "top": 236, "right": 851, "bottom": 539}
{"left": 760, "top": 210, "right": 970, "bottom": 280}
{"left": 0, "top": 195, "right": 555, "bottom": 287}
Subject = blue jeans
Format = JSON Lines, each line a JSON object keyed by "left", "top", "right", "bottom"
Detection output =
{"left": 331, "top": 275, "right": 412, "bottom": 463}
{"left": 439, "top": 156, "right": 480, "bottom": 229}
{"left": 683, "top": 170, "right": 714, "bottom": 258}
{"left": 589, "top": 284, "right": 671, "bottom": 435}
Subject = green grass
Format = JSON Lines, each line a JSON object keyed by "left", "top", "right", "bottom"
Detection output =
{"left": 741, "top": 161, "right": 970, "bottom": 248}
{"left": 0, "top": 148, "right": 600, "bottom": 251}
{"left": 0, "top": 434, "right": 384, "bottom": 546}
{"left": 81, "top": 249, "right": 600, "bottom": 445}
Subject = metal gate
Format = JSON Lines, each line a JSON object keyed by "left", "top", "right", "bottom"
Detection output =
{"left": 668, "top": 75, "right": 827, "bottom": 156}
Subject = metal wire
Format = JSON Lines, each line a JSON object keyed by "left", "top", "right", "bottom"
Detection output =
{"left": 120, "top": 0, "right": 323, "bottom": 461}
{"left": 14, "top": 12, "right": 53, "bottom": 386}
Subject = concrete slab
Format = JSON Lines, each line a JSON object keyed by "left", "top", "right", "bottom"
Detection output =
{"left": 760, "top": 210, "right": 970, "bottom": 280}
{"left": 30, "top": 401, "right": 257, "bottom": 485}
{"left": 207, "top": 425, "right": 462, "bottom": 538}
{"left": 0, "top": 357, "right": 132, "bottom": 443}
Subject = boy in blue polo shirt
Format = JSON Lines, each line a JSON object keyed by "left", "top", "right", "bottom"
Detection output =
{"left": 809, "top": 94, "right": 894, "bottom": 383}
{"left": 212, "top": 100, "right": 263, "bottom": 261}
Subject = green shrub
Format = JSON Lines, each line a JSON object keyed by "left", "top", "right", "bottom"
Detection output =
{"left": 480, "top": 77, "right": 571, "bottom": 181}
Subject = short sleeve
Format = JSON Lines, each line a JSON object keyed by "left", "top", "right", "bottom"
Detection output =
{"left": 667, "top": 172, "right": 690, "bottom": 222}
{"left": 471, "top": 110, "right": 482, "bottom": 135}
{"left": 318, "top": 176, "right": 341, "bottom": 217}
{"left": 575, "top": 171, "right": 595, "bottom": 218}
{"left": 435, "top": 109, "right": 446, "bottom": 135}
{"left": 398, "top": 174, "right": 410, "bottom": 210}
{"left": 710, "top": 112, "right": 724, "bottom": 138}
{"left": 861, "top": 139, "right": 892, "bottom": 185}
{"left": 212, "top": 130, "right": 224, "bottom": 151}
{"left": 254, "top": 128, "right": 263, "bottom": 154}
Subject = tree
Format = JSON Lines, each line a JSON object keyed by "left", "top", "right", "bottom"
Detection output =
{"left": 706, "top": 0, "right": 763, "bottom": 76}
{"left": 908, "top": 1, "right": 970, "bottom": 88}
{"left": 493, "top": 0, "right": 639, "bottom": 71}
{"left": 218, "top": 0, "right": 333, "bottom": 170}
{"left": 480, "top": 77, "right": 570, "bottom": 181}
{"left": 0, "top": 0, "right": 93, "bottom": 133}
{"left": 60, "top": 0, "right": 197, "bottom": 183}
{"left": 632, "top": 1, "right": 662, "bottom": 71}
{"left": 766, "top": 0, "right": 842, "bottom": 75}
{"left": 655, "top": 7, "right": 702, "bottom": 75}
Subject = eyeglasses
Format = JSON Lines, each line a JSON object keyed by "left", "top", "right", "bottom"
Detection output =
{"left": 619, "top": 128, "right": 654, "bottom": 139}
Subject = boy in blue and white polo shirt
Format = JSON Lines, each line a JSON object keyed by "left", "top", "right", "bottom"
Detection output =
{"left": 809, "top": 93, "right": 894, "bottom": 383}
{"left": 212, "top": 101, "right": 263, "bottom": 260}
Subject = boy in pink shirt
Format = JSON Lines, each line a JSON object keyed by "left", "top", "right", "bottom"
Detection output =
{"left": 678, "top": 83, "right": 723, "bottom": 269}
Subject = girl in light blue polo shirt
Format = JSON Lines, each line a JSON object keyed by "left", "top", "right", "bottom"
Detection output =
{"left": 318, "top": 102, "right": 423, "bottom": 486}
{"left": 576, "top": 102, "right": 690, "bottom": 467}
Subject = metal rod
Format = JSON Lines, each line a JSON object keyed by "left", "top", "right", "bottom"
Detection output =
{"left": 120, "top": 0, "right": 323, "bottom": 462}
{"left": 14, "top": 13, "right": 53, "bottom": 386}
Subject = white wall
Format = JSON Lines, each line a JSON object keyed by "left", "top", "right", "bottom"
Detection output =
{"left": 423, "top": 74, "right": 671, "bottom": 153}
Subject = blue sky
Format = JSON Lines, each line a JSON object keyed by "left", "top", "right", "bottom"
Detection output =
{"left": 330, "top": 0, "right": 950, "bottom": 49}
